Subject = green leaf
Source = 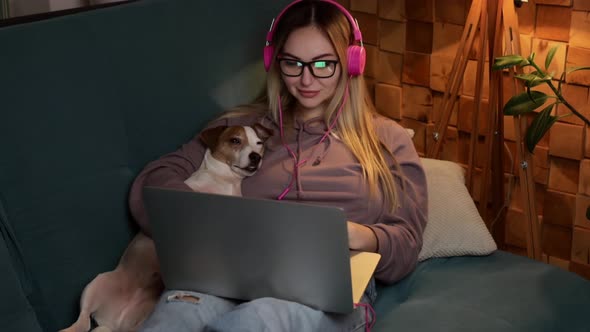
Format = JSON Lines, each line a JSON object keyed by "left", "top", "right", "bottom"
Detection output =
{"left": 503, "top": 91, "right": 549, "bottom": 115}
{"left": 545, "top": 46, "right": 558, "bottom": 70}
{"left": 525, "top": 104, "right": 558, "bottom": 153}
{"left": 528, "top": 52, "right": 536, "bottom": 62}
{"left": 492, "top": 55, "right": 528, "bottom": 71}
{"left": 566, "top": 66, "right": 590, "bottom": 74}
{"left": 514, "top": 73, "right": 550, "bottom": 88}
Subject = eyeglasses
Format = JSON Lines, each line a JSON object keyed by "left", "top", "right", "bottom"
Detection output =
{"left": 277, "top": 58, "right": 339, "bottom": 78}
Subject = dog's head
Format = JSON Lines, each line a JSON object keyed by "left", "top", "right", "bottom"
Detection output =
{"left": 200, "top": 124, "right": 273, "bottom": 177}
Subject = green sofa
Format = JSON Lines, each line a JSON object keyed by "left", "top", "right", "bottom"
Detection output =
{"left": 1, "top": 1, "right": 589, "bottom": 331}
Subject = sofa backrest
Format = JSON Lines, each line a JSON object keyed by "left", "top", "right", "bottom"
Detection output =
{"left": 0, "top": 0, "right": 290, "bottom": 330}
{"left": 0, "top": 207, "right": 43, "bottom": 332}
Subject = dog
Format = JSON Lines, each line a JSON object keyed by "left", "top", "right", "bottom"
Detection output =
{"left": 184, "top": 124, "right": 271, "bottom": 195}
{"left": 61, "top": 124, "right": 272, "bottom": 332}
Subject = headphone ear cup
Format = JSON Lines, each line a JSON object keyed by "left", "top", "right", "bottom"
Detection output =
{"left": 263, "top": 45, "right": 275, "bottom": 72}
{"left": 346, "top": 45, "right": 365, "bottom": 76}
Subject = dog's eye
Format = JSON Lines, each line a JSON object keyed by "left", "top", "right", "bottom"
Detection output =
{"left": 230, "top": 138, "right": 241, "bottom": 144}
{"left": 257, "top": 141, "right": 263, "bottom": 145}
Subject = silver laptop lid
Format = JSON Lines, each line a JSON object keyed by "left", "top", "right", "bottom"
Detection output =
{"left": 143, "top": 186, "right": 354, "bottom": 313}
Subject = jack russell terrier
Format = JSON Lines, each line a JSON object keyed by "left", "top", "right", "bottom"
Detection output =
{"left": 61, "top": 124, "right": 273, "bottom": 332}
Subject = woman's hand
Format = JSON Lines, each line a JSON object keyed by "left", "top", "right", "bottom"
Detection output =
{"left": 347, "top": 221, "right": 378, "bottom": 252}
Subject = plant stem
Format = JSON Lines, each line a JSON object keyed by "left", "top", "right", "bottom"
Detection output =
{"left": 529, "top": 61, "right": 590, "bottom": 126}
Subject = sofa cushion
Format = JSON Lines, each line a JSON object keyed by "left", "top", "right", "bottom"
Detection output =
{"left": 418, "top": 158, "right": 497, "bottom": 261}
{"left": 374, "top": 251, "right": 590, "bottom": 332}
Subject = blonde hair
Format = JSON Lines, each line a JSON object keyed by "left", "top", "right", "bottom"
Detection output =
{"left": 221, "top": 0, "right": 400, "bottom": 211}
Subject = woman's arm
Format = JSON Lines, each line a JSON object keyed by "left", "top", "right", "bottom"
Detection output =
{"left": 128, "top": 114, "right": 260, "bottom": 235}
{"left": 347, "top": 221, "right": 378, "bottom": 252}
{"left": 128, "top": 133, "right": 208, "bottom": 236}
{"left": 364, "top": 117, "right": 429, "bottom": 284}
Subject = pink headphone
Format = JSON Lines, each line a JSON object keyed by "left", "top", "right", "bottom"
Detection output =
{"left": 263, "top": 0, "right": 366, "bottom": 76}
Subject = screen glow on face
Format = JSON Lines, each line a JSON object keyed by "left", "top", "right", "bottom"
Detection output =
{"left": 278, "top": 58, "right": 338, "bottom": 78}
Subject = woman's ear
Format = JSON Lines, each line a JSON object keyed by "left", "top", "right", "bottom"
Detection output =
{"left": 199, "top": 126, "right": 228, "bottom": 149}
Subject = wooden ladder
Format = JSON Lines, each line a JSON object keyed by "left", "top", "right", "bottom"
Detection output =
{"left": 426, "top": 0, "right": 541, "bottom": 261}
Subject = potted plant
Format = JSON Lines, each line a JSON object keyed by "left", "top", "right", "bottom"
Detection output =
{"left": 492, "top": 46, "right": 590, "bottom": 221}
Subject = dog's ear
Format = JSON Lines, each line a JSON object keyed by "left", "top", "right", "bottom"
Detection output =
{"left": 199, "top": 126, "right": 228, "bottom": 149}
{"left": 252, "top": 124, "right": 273, "bottom": 142}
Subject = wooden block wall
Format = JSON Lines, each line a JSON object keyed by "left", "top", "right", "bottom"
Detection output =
{"left": 341, "top": 0, "right": 590, "bottom": 280}
{"left": 510, "top": 0, "right": 590, "bottom": 278}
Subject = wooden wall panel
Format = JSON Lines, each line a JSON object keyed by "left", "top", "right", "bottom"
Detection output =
{"left": 430, "top": 53, "right": 454, "bottom": 92}
{"left": 542, "top": 224, "right": 573, "bottom": 260}
{"left": 402, "top": 51, "right": 431, "bottom": 87}
{"left": 533, "top": 146, "right": 551, "bottom": 185}
{"left": 537, "top": 0, "right": 572, "bottom": 6}
{"left": 375, "top": 83, "right": 402, "bottom": 120}
{"left": 536, "top": 5, "right": 572, "bottom": 42}
{"left": 380, "top": 20, "right": 406, "bottom": 53}
{"left": 378, "top": 0, "right": 405, "bottom": 21}
{"left": 557, "top": 84, "right": 590, "bottom": 125}
{"left": 400, "top": 118, "right": 427, "bottom": 154}
{"left": 549, "top": 122, "right": 585, "bottom": 160}
{"left": 575, "top": 194, "right": 590, "bottom": 230}
{"left": 402, "top": 84, "right": 433, "bottom": 122}
{"left": 343, "top": 0, "right": 590, "bottom": 280}
{"left": 543, "top": 189, "right": 576, "bottom": 227}
{"left": 432, "top": 92, "right": 458, "bottom": 126}
{"left": 571, "top": 226, "right": 590, "bottom": 264}
{"left": 580, "top": 159, "right": 590, "bottom": 195}
{"left": 363, "top": 45, "right": 380, "bottom": 79}
{"left": 565, "top": 46, "right": 590, "bottom": 86}
{"left": 548, "top": 157, "right": 580, "bottom": 194}
{"left": 406, "top": 21, "right": 433, "bottom": 53}
{"left": 351, "top": 0, "right": 377, "bottom": 14}
{"left": 438, "top": 126, "right": 460, "bottom": 162}
{"left": 376, "top": 51, "right": 403, "bottom": 85}
{"left": 405, "top": 0, "right": 434, "bottom": 22}
{"left": 457, "top": 96, "right": 489, "bottom": 135}
{"left": 570, "top": 10, "right": 590, "bottom": 48}
{"left": 432, "top": 22, "right": 463, "bottom": 58}
{"left": 462, "top": 60, "right": 490, "bottom": 98}
{"left": 434, "top": 0, "right": 466, "bottom": 25}
{"left": 355, "top": 12, "right": 379, "bottom": 45}
{"left": 531, "top": 38, "right": 568, "bottom": 78}
{"left": 516, "top": 0, "right": 537, "bottom": 34}
{"left": 573, "top": 0, "right": 590, "bottom": 11}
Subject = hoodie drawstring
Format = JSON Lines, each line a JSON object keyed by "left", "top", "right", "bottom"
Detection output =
{"left": 276, "top": 76, "right": 351, "bottom": 200}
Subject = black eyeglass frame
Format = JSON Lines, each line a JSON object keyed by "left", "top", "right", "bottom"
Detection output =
{"left": 276, "top": 57, "right": 340, "bottom": 78}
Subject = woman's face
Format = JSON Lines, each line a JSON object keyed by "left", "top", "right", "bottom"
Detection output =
{"left": 279, "top": 25, "right": 341, "bottom": 121}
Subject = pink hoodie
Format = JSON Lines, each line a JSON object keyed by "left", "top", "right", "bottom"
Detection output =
{"left": 129, "top": 112, "right": 428, "bottom": 284}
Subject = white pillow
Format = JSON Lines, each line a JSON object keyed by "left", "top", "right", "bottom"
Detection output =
{"left": 418, "top": 157, "right": 497, "bottom": 261}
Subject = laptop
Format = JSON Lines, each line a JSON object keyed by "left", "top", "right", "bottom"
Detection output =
{"left": 143, "top": 186, "right": 381, "bottom": 314}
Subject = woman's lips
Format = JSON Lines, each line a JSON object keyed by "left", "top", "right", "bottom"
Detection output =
{"left": 298, "top": 89, "right": 319, "bottom": 98}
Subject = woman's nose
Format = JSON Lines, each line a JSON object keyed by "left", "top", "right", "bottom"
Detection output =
{"left": 300, "top": 66, "right": 314, "bottom": 85}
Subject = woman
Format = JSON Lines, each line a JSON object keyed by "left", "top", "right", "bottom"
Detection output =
{"left": 130, "top": 0, "right": 428, "bottom": 331}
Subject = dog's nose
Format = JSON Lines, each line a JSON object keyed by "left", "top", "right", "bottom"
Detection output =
{"left": 249, "top": 152, "right": 261, "bottom": 164}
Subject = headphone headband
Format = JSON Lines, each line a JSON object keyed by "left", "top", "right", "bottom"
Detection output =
{"left": 265, "top": 0, "right": 363, "bottom": 46}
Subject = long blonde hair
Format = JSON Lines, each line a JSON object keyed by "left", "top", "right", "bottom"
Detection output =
{"left": 222, "top": 0, "right": 400, "bottom": 211}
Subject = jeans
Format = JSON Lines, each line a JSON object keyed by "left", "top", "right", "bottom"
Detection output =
{"left": 139, "top": 279, "right": 377, "bottom": 332}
